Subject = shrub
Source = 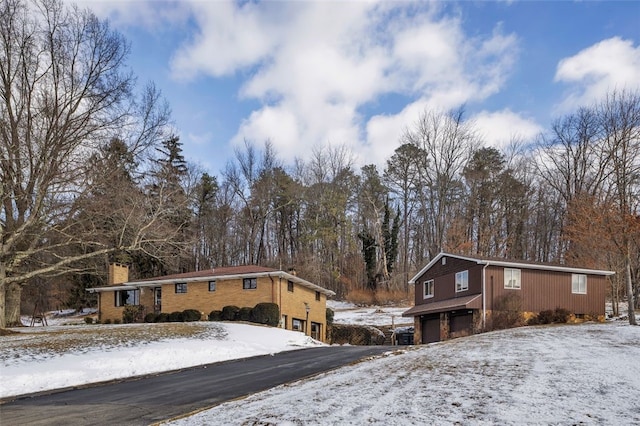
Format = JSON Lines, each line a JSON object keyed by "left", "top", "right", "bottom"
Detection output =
{"left": 491, "top": 293, "right": 523, "bottom": 330}
{"left": 144, "top": 312, "right": 158, "bottom": 323}
{"left": 221, "top": 305, "right": 240, "bottom": 321}
{"left": 329, "top": 324, "right": 385, "bottom": 345}
{"left": 103, "top": 319, "right": 112, "bottom": 324}
{"left": 168, "top": 311, "right": 185, "bottom": 322}
{"left": 553, "top": 308, "right": 571, "bottom": 323}
{"left": 113, "top": 319, "right": 121, "bottom": 324}
{"left": 84, "top": 317, "right": 94, "bottom": 324}
{"left": 537, "top": 310, "right": 555, "bottom": 324}
{"left": 182, "top": 309, "right": 202, "bottom": 322}
{"left": 238, "top": 307, "right": 252, "bottom": 322}
{"left": 326, "top": 307, "right": 335, "bottom": 326}
{"left": 155, "top": 313, "right": 169, "bottom": 323}
{"left": 250, "top": 303, "right": 280, "bottom": 326}
{"left": 208, "top": 310, "right": 222, "bottom": 321}
{"left": 122, "top": 305, "right": 144, "bottom": 324}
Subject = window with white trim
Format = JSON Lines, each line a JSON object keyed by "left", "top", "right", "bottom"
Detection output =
{"left": 455, "top": 270, "right": 469, "bottom": 292}
{"left": 504, "top": 268, "right": 521, "bottom": 289}
{"left": 115, "top": 289, "right": 139, "bottom": 307}
{"left": 572, "top": 274, "right": 587, "bottom": 294}
{"left": 423, "top": 280, "right": 434, "bottom": 299}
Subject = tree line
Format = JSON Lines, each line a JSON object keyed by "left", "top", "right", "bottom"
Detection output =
{"left": 1, "top": 0, "right": 638, "bottom": 327}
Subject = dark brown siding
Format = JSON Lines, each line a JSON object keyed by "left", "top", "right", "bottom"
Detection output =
{"left": 485, "top": 265, "right": 606, "bottom": 315}
{"left": 414, "top": 256, "right": 482, "bottom": 306}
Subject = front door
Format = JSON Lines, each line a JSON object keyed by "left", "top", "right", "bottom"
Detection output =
{"left": 154, "top": 288, "right": 162, "bottom": 313}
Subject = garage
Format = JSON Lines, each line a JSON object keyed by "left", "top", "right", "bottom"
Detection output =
{"left": 449, "top": 311, "right": 474, "bottom": 337}
{"left": 421, "top": 314, "right": 440, "bottom": 343}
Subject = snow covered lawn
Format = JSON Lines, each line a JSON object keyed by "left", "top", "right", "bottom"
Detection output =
{"left": 0, "top": 322, "right": 320, "bottom": 399}
{"left": 166, "top": 322, "right": 640, "bottom": 426}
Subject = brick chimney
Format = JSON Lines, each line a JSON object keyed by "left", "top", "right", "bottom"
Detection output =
{"left": 108, "top": 263, "right": 129, "bottom": 285}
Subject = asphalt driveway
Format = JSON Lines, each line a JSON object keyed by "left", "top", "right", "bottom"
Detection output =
{"left": 0, "top": 345, "right": 392, "bottom": 425}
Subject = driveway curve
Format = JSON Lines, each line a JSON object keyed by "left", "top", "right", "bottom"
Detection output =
{"left": 0, "top": 345, "right": 392, "bottom": 425}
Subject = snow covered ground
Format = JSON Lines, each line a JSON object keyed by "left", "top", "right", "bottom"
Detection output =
{"left": 0, "top": 322, "right": 320, "bottom": 399}
{"left": 3, "top": 304, "right": 639, "bottom": 425}
{"left": 165, "top": 322, "right": 640, "bottom": 425}
{"left": 328, "top": 300, "right": 413, "bottom": 327}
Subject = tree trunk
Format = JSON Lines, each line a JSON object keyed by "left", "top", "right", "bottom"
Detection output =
{"left": 0, "top": 262, "right": 5, "bottom": 329}
{"left": 626, "top": 256, "right": 637, "bottom": 325}
{"left": 5, "top": 282, "right": 23, "bottom": 327}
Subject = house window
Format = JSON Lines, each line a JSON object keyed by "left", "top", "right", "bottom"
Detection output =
{"left": 315, "top": 291, "right": 321, "bottom": 301}
{"left": 423, "top": 280, "right": 434, "bottom": 299}
{"left": 442, "top": 257, "right": 446, "bottom": 265}
{"left": 175, "top": 283, "right": 187, "bottom": 293}
{"left": 115, "top": 289, "right": 139, "bottom": 307}
{"left": 572, "top": 274, "right": 587, "bottom": 294}
{"left": 288, "top": 280, "right": 294, "bottom": 292}
{"left": 292, "top": 318, "right": 303, "bottom": 331}
{"left": 455, "top": 270, "right": 469, "bottom": 292}
{"left": 208, "top": 280, "right": 216, "bottom": 292}
{"left": 243, "top": 278, "right": 257, "bottom": 290}
{"left": 504, "top": 268, "right": 521, "bottom": 289}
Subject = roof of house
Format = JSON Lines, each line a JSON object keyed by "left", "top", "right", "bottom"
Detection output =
{"left": 408, "top": 252, "right": 615, "bottom": 284}
{"left": 402, "top": 294, "right": 482, "bottom": 317}
{"left": 89, "top": 265, "right": 336, "bottom": 296}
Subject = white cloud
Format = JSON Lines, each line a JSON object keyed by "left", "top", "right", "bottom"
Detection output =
{"left": 83, "top": 1, "right": 521, "bottom": 168}
{"left": 554, "top": 37, "right": 640, "bottom": 112}
{"left": 471, "top": 110, "right": 543, "bottom": 150}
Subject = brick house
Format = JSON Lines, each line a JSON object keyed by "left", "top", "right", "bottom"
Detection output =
{"left": 402, "top": 252, "right": 614, "bottom": 344}
{"left": 89, "top": 264, "right": 335, "bottom": 342}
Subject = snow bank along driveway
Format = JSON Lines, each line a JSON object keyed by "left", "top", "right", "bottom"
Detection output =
{"left": 167, "top": 322, "right": 640, "bottom": 426}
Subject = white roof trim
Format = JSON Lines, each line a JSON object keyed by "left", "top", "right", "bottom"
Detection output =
{"left": 88, "top": 271, "right": 335, "bottom": 296}
{"left": 409, "top": 252, "right": 615, "bottom": 284}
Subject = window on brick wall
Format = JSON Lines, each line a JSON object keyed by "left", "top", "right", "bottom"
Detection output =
{"left": 243, "top": 278, "right": 257, "bottom": 289}
{"left": 175, "top": 283, "right": 187, "bottom": 293}
{"left": 208, "top": 280, "right": 216, "bottom": 292}
{"left": 288, "top": 280, "right": 294, "bottom": 292}
{"left": 315, "top": 291, "right": 321, "bottom": 301}
{"left": 115, "top": 289, "right": 139, "bottom": 306}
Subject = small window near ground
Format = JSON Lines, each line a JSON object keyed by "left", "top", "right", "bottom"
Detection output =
{"left": 287, "top": 280, "right": 294, "bottom": 292}
{"left": 175, "top": 283, "right": 187, "bottom": 293}
{"left": 572, "top": 274, "right": 587, "bottom": 294}
{"left": 504, "top": 268, "right": 521, "bottom": 289}
{"left": 243, "top": 277, "right": 257, "bottom": 290}
{"left": 208, "top": 280, "right": 216, "bottom": 292}
{"left": 456, "top": 270, "right": 469, "bottom": 292}
{"left": 423, "top": 280, "right": 434, "bottom": 299}
{"left": 292, "top": 318, "right": 303, "bottom": 331}
{"left": 315, "top": 291, "right": 321, "bottom": 301}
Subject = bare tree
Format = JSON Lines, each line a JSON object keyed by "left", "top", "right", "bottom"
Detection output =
{"left": 0, "top": 0, "right": 172, "bottom": 327}
{"left": 403, "top": 108, "right": 479, "bottom": 260}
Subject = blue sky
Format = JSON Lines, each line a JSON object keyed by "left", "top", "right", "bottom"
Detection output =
{"left": 80, "top": 1, "right": 640, "bottom": 176}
